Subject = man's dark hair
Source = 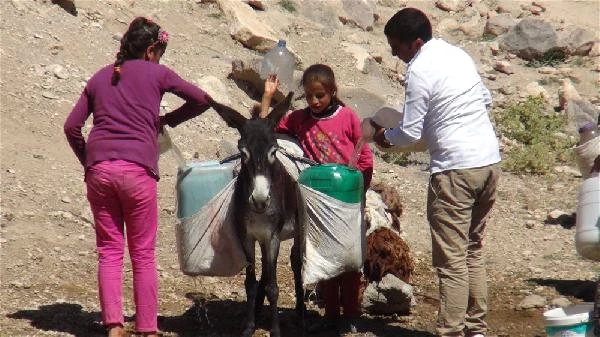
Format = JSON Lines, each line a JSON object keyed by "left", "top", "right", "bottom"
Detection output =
{"left": 384, "top": 8, "right": 432, "bottom": 43}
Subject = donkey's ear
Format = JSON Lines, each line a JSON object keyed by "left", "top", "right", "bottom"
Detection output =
{"left": 211, "top": 100, "right": 247, "bottom": 130}
{"left": 267, "top": 92, "right": 294, "bottom": 126}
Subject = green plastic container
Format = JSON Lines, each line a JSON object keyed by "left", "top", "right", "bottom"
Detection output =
{"left": 298, "top": 164, "right": 363, "bottom": 203}
{"left": 176, "top": 161, "right": 235, "bottom": 219}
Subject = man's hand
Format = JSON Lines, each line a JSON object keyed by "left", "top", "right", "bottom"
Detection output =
{"left": 371, "top": 120, "right": 393, "bottom": 148}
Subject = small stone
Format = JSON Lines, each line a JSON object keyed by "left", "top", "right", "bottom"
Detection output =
{"left": 517, "top": 294, "right": 546, "bottom": 310}
{"left": 494, "top": 60, "right": 514, "bottom": 74}
{"left": 112, "top": 33, "right": 122, "bottom": 42}
{"left": 7, "top": 169, "right": 15, "bottom": 174}
{"left": 551, "top": 297, "right": 572, "bottom": 308}
{"left": 489, "top": 41, "right": 500, "bottom": 56}
{"left": 525, "top": 220, "right": 536, "bottom": 229}
{"left": 61, "top": 196, "right": 72, "bottom": 203}
{"left": 547, "top": 209, "right": 569, "bottom": 221}
{"left": 77, "top": 234, "right": 85, "bottom": 240}
{"left": 42, "top": 92, "right": 59, "bottom": 100}
{"left": 34, "top": 33, "right": 43, "bottom": 39}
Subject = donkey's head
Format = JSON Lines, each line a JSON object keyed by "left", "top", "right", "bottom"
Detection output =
{"left": 212, "top": 93, "right": 294, "bottom": 213}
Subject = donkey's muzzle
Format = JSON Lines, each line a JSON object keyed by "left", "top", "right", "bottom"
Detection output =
{"left": 250, "top": 195, "right": 271, "bottom": 213}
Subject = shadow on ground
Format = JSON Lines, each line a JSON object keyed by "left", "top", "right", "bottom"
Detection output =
{"left": 7, "top": 298, "right": 437, "bottom": 337}
{"left": 7, "top": 302, "right": 107, "bottom": 337}
{"left": 529, "top": 278, "right": 597, "bottom": 301}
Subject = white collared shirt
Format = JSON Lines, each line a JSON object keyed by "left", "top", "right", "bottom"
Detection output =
{"left": 384, "top": 38, "right": 501, "bottom": 173}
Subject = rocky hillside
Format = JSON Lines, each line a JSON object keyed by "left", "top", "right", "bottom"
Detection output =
{"left": 1, "top": 1, "right": 599, "bottom": 336}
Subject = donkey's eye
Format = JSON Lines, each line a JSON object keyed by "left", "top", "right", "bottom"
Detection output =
{"left": 267, "top": 147, "right": 277, "bottom": 164}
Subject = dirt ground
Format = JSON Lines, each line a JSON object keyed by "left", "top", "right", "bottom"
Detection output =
{"left": 1, "top": 1, "right": 599, "bottom": 337}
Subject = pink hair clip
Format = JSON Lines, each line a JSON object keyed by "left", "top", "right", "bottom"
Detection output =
{"left": 158, "top": 28, "right": 169, "bottom": 44}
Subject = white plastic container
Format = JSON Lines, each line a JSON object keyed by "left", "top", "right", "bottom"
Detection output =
{"left": 361, "top": 106, "right": 427, "bottom": 153}
{"left": 575, "top": 173, "right": 600, "bottom": 261}
{"left": 543, "top": 303, "right": 595, "bottom": 337}
{"left": 259, "top": 39, "right": 295, "bottom": 91}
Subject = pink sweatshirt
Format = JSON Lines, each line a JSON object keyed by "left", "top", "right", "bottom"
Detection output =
{"left": 64, "top": 59, "right": 212, "bottom": 179}
{"left": 276, "top": 106, "right": 373, "bottom": 188}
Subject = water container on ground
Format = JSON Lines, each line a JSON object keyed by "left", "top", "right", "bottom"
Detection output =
{"left": 543, "top": 302, "right": 595, "bottom": 337}
{"left": 176, "top": 161, "right": 235, "bottom": 219}
{"left": 575, "top": 173, "right": 600, "bottom": 261}
{"left": 298, "top": 163, "right": 363, "bottom": 203}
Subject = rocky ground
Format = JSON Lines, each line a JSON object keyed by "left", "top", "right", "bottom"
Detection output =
{"left": 1, "top": 0, "right": 599, "bottom": 336}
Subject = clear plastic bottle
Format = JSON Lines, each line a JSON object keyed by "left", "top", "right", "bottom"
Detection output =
{"left": 578, "top": 122, "right": 599, "bottom": 145}
{"left": 259, "top": 39, "right": 295, "bottom": 91}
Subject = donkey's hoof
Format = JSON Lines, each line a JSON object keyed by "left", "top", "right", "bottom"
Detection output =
{"left": 241, "top": 326, "right": 255, "bottom": 337}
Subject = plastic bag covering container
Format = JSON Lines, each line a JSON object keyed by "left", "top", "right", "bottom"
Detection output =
{"left": 573, "top": 135, "right": 600, "bottom": 179}
{"left": 176, "top": 161, "right": 235, "bottom": 219}
{"left": 298, "top": 164, "right": 365, "bottom": 285}
{"left": 259, "top": 39, "right": 295, "bottom": 92}
{"left": 175, "top": 179, "right": 249, "bottom": 276}
{"left": 575, "top": 173, "right": 600, "bottom": 261}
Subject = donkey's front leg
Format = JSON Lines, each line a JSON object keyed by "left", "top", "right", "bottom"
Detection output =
{"left": 264, "top": 236, "right": 282, "bottom": 337}
{"left": 242, "top": 238, "right": 258, "bottom": 337}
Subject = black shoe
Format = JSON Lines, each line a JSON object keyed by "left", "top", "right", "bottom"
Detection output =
{"left": 338, "top": 317, "right": 358, "bottom": 335}
{"left": 307, "top": 317, "right": 338, "bottom": 334}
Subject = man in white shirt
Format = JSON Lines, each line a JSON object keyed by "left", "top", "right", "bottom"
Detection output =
{"left": 372, "top": 8, "right": 501, "bottom": 337}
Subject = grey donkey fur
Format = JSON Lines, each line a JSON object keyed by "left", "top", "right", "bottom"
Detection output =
{"left": 211, "top": 93, "right": 305, "bottom": 337}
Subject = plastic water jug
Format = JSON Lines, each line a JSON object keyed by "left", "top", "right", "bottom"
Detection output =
{"left": 176, "top": 161, "right": 235, "bottom": 219}
{"left": 259, "top": 39, "right": 295, "bottom": 91}
{"left": 575, "top": 173, "right": 600, "bottom": 261}
{"left": 298, "top": 164, "right": 363, "bottom": 203}
{"left": 543, "top": 302, "right": 596, "bottom": 337}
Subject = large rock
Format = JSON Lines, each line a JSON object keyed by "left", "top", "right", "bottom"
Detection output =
{"left": 484, "top": 13, "right": 517, "bottom": 37}
{"left": 293, "top": 0, "right": 344, "bottom": 28}
{"left": 340, "top": 0, "right": 377, "bottom": 31}
{"left": 362, "top": 274, "right": 415, "bottom": 315}
{"left": 558, "top": 26, "right": 598, "bottom": 56}
{"left": 217, "top": 0, "right": 277, "bottom": 52}
{"left": 341, "top": 42, "right": 374, "bottom": 74}
{"left": 500, "top": 18, "right": 564, "bottom": 60}
{"left": 565, "top": 99, "right": 600, "bottom": 137}
{"left": 197, "top": 75, "right": 231, "bottom": 105}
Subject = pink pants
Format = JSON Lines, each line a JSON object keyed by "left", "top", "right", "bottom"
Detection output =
{"left": 86, "top": 160, "right": 158, "bottom": 332}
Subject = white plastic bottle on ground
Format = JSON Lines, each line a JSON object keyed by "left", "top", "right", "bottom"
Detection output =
{"left": 259, "top": 39, "right": 295, "bottom": 91}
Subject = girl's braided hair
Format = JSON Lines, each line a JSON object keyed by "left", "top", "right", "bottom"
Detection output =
{"left": 111, "top": 17, "right": 169, "bottom": 85}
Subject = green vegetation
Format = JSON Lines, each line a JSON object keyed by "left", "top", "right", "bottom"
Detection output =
{"left": 208, "top": 12, "right": 223, "bottom": 19}
{"left": 493, "top": 96, "right": 575, "bottom": 174}
{"left": 525, "top": 50, "right": 566, "bottom": 68}
{"left": 481, "top": 33, "right": 496, "bottom": 42}
{"left": 379, "top": 152, "right": 412, "bottom": 166}
{"left": 278, "top": 0, "right": 296, "bottom": 12}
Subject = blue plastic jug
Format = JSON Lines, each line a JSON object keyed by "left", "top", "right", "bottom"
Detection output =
{"left": 176, "top": 161, "right": 235, "bottom": 219}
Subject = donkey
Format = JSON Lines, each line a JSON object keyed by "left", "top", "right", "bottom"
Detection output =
{"left": 211, "top": 93, "right": 305, "bottom": 337}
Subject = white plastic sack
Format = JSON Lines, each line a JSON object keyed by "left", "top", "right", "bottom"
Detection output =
{"left": 368, "top": 106, "right": 428, "bottom": 153}
{"left": 276, "top": 134, "right": 310, "bottom": 181}
{"left": 300, "top": 185, "right": 365, "bottom": 286}
{"left": 175, "top": 179, "right": 249, "bottom": 276}
{"left": 573, "top": 136, "right": 600, "bottom": 179}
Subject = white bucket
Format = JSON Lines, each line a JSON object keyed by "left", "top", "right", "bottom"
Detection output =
{"left": 575, "top": 173, "right": 600, "bottom": 261}
{"left": 543, "top": 303, "right": 595, "bottom": 337}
